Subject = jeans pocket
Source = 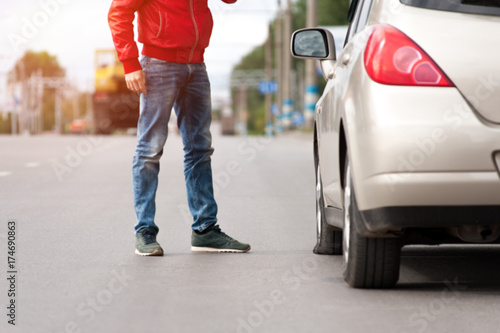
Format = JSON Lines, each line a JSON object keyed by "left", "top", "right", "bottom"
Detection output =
{"left": 140, "top": 56, "right": 151, "bottom": 69}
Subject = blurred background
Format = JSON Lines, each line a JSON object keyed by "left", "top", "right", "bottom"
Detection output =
{"left": 0, "top": 0, "right": 349, "bottom": 137}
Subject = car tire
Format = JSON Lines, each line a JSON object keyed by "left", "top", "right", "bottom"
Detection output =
{"left": 313, "top": 158, "right": 343, "bottom": 255}
{"left": 342, "top": 154, "right": 401, "bottom": 288}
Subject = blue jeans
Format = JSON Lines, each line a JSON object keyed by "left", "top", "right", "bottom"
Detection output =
{"left": 132, "top": 56, "right": 218, "bottom": 234}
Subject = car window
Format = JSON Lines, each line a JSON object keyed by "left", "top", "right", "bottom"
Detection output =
{"left": 345, "top": 0, "right": 364, "bottom": 43}
{"left": 345, "top": 0, "right": 373, "bottom": 44}
{"left": 356, "top": 0, "right": 373, "bottom": 30}
{"left": 401, "top": 0, "right": 500, "bottom": 16}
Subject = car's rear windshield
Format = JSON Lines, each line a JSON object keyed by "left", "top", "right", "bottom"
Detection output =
{"left": 401, "top": 0, "right": 500, "bottom": 16}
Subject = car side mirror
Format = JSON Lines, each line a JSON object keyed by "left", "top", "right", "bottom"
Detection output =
{"left": 291, "top": 28, "right": 337, "bottom": 61}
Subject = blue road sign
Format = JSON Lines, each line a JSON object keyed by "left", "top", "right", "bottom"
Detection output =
{"left": 259, "top": 81, "right": 278, "bottom": 95}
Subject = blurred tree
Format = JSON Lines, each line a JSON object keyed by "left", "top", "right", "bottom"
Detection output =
{"left": 231, "top": 44, "right": 266, "bottom": 134}
{"left": 318, "top": 0, "right": 350, "bottom": 25}
{"left": 0, "top": 114, "right": 12, "bottom": 134}
{"left": 9, "top": 50, "right": 65, "bottom": 82}
{"left": 8, "top": 50, "right": 66, "bottom": 131}
{"left": 231, "top": 0, "right": 349, "bottom": 134}
{"left": 293, "top": 0, "right": 349, "bottom": 28}
{"left": 235, "top": 45, "right": 266, "bottom": 71}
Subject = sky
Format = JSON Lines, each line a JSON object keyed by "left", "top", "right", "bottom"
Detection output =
{"left": 0, "top": 0, "right": 281, "bottom": 106}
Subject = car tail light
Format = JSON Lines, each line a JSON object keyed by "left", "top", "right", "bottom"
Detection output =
{"left": 94, "top": 92, "right": 109, "bottom": 101}
{"left": 364, "top": 25, "right": 454, "bottom": 87}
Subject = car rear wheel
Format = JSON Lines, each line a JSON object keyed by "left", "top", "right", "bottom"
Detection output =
{"left": 313, "top": 160, "right": 343, "bottom": 255}
{"left": 342, "top": 155, "right": 401, "bottom": 288}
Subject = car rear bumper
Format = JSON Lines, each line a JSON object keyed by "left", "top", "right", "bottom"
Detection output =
{"left": 346, "top": 81, "right": 500, "bottom": 211}
{"left": 356, "top": 203, "right": 500, "bottom": 236}
{"left": 361, "top": 171, "right": 500, "bottom": 208}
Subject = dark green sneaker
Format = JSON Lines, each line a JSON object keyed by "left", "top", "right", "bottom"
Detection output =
{"left": 135, "top": 227, "right": 163, "bottom": 256}
{"left": 191, "top": 225, "right": 251, "bottom": 253}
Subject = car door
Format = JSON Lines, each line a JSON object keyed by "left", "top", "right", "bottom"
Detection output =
{"left": 317, "top": 0, "right": 373, "bottom": 211}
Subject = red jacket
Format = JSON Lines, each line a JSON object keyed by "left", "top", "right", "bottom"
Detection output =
{"left": 108, "top": 0, "right": 237, "bottom": 74}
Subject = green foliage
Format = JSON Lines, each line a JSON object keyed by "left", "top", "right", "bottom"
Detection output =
{"left": 9, "top": 50, "right": 65, "bottom": 82}
{"left": 8, "top": 50, "right": 66, "bottom": 132}
{"left": 319, "top": 0, "right": 350, "bottom": 26}
{"left": 234, "top": 45, "right": 265, "bottom": 71}
{"left": 232, "top": 42, "right": 267, "bottom": 134}
{"left": 0, "top": 114, "right": 12, "bottom": 134}
{"left": 246, "top": 89, "right": 266, "bottom": 134}
{"left": 231, "top": 0, "right": 350, "bottom": 133}
{"left": 248, "top": 102, "right": 266, "bottom": 134}
{"left": 293, "top": 0, "right": 349, "bottom": 28}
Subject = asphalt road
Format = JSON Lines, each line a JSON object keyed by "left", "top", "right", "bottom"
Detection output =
{"left": 1, "top": 124, "right": 500, "bottom": 333}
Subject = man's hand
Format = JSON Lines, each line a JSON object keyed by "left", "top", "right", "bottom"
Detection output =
{"left": 125, "top": 69, "right": 147, "bottom": 95}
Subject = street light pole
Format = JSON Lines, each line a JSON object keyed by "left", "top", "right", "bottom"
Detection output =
{"left": 282, "top": 0, "right": 293, "bottom": 130}
{"left": 304, "top": 0, "right": 319, "bottom": 130}
{"left": 275, "top": 0, "right": 283, "bottom": 132}
{"left": 265, "top": 23, "right": 274, "bottom": 136}
{"left": 19, "top": 59, "right": 28, "bottom": 135}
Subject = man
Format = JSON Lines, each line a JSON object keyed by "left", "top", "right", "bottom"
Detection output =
{"left": 108, "top": 0, "right": 250, "bottom": 256}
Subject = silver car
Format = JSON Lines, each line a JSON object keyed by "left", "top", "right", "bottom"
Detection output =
{"left": 291, "top": 0, "right": 500, "bottom": 288}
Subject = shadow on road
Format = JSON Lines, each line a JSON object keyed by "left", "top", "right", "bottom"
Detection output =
{"left": 397, "top": 245, "right": 500, "bottom": 290}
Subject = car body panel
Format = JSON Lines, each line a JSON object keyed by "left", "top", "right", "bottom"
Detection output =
{"left": 314, "top": 0, "right": 500, "bottom": 217}
{"left": 291, "top": 0, "right": 500, "bottom": 288}
{"left": 368, "top": 0, "right": 500, "bottom": 124}
{"left": 349, "top": 80, "right": 500, "bottom": 210}
{"left": 317, "top": 29, "right": 371, "bottom": 210}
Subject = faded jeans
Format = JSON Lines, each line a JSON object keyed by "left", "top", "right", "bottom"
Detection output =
{"left": 132, "top": 56, "right": 217, "bottom": 234}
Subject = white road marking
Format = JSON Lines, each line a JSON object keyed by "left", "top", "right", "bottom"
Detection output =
{"left": 0, "top": 171, "right": 12, "bottom": 177}
{"left": 25, "top": 162, "right": 40, "bottom": 168}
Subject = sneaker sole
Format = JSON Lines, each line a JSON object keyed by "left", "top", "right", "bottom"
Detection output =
{"left": 135, "top": 249, "right": 164, "bottom": 256}
{"left": 191, "top": 246, "right": 251, "bottom": 253}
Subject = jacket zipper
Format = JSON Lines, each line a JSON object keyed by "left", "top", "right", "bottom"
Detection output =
{"left": 188, "top": 0, "right": 200, "bottom": 63}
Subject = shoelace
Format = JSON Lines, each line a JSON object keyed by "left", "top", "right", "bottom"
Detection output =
{"left": 140, "top": 231, "right": 157, "bottom": 244}
{"left": 211, "top": 225, "right": 234, "bottom": 240}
